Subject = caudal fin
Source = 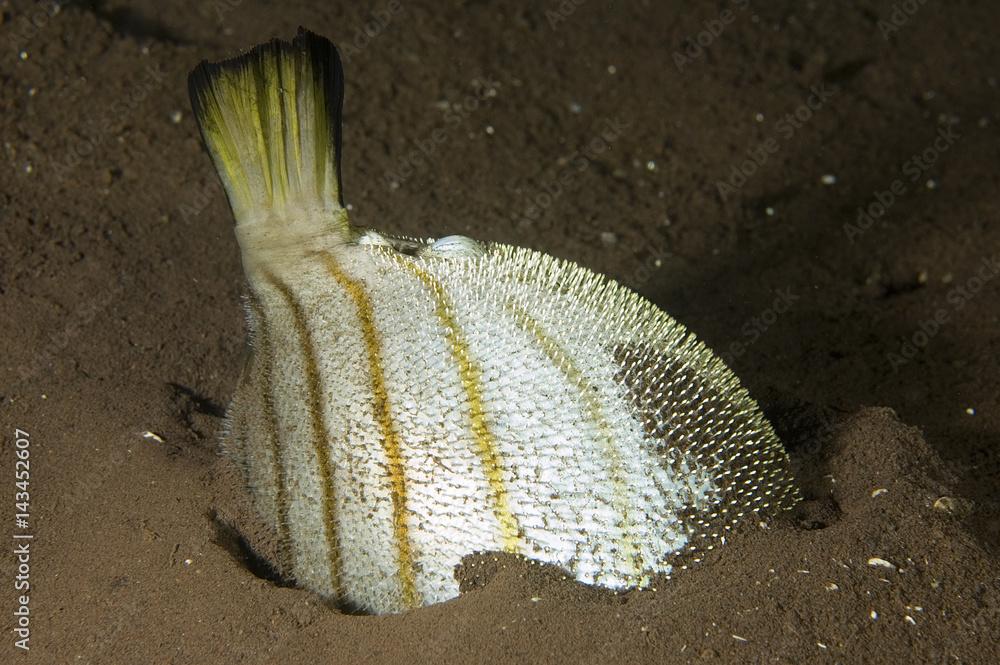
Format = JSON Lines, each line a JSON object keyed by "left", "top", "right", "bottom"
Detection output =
{"left": 188, "top": 28, "right": 347, "bottom": 228}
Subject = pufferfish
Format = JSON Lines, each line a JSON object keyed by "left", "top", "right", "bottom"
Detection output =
{"left": 188, "top": 28, "right": 799, "bottom": 615}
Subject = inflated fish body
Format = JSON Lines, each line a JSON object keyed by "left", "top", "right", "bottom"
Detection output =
{"left": 189, "top": 29, "right": 798, "bottom": 615}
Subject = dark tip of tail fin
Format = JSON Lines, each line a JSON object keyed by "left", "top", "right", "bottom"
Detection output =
{"left": 188, "top": 29, "right": 347, "bottom": 224}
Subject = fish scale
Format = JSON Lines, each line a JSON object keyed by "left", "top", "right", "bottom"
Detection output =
{"left": 190, "top": 28, "right": 799, "bottom": 615}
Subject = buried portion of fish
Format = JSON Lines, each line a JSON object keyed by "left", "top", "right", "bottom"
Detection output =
{"left": 188, "top": 28, "right": 799, "bottom": 615}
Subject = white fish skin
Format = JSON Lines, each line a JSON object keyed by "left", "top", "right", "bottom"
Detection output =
{"left": 189, "top": 29, "right": 799, "bottom": 615}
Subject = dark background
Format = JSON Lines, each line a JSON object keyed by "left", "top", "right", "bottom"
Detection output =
{"left": 2, "top": 1, "right": 998, "bottom": 662}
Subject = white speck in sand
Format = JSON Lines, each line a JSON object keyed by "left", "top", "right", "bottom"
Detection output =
{"left": 868, "top": 557, "right": 896, "bottom": 570}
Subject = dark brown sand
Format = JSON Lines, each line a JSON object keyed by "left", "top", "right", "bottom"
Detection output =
{"left": 2, "top": 0, "right": 998, "bottom": 662}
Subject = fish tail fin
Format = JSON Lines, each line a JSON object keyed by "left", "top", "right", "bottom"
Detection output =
{"left": 188, "top": 28, "right": 348, "bottom": 232}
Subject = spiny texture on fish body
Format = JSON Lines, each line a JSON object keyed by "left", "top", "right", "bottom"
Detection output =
{"left": 189, "top": 29, "right": 799, "bottom": 615}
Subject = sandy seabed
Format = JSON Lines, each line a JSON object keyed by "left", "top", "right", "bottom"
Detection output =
{"left": 2, "top": 1, "right": 998, "bottom": 663}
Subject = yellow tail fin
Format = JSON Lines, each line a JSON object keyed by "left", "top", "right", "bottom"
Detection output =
{"left": 188, "top": 28, "right": 347, "bottom": 230}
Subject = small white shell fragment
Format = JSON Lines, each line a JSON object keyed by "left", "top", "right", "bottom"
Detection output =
{"left": 905, "top": 615, "right": 917, "bottom": 625}
{"left": 732, "top": 634, "right": 748, "bottom": 642}
{"left": 870, "top": 610, "right": 878, "bottom": 620}
{"left": 871, "top": 488, "right": 888, "bottom": 497}
{"left": 868, "top": 557, "right": 896, "bottom": 570}
{"left": 142, "top": 431, "right": 165, "bottom": 443}
{"left": 421, "top": 235, "right": 485, "bottom": 258}
{"left": 824, "top": 582, "right": 839, "bottom": 591}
